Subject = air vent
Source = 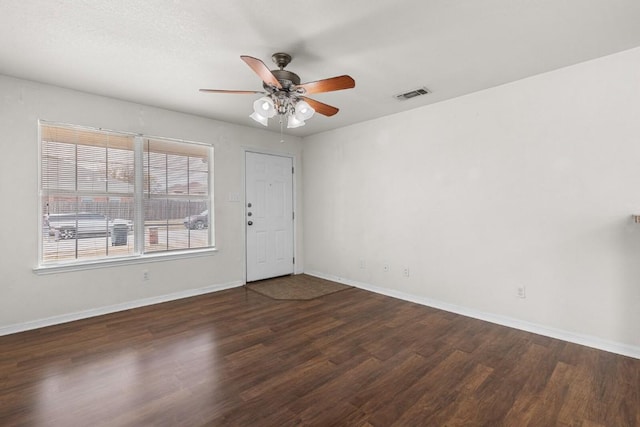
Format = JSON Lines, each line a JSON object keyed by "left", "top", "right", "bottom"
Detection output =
{"left": 395, "top": 87, "right": 430, "bottom": 101}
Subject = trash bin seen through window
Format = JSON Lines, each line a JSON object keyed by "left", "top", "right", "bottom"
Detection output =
{"left": 112, "top": 224, "right": 129, "bottom": 246}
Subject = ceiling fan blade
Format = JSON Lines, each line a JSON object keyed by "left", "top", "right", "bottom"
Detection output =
{"left": 295, "top": 75, "right": 355, "bottom": 95}
{"left": 300, "top": 96, "right": 339, "bottom": 117}
{"left": 199, "top": 89, "right": 265, "bottom": 94}
{"left": 240, "top": 55, "right": 282, "bottom": 89}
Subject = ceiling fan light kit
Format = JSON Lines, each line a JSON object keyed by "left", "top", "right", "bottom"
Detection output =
{"left": 251, "top": 94, "right": 315, "bottom": 128}
{"left": 200, "top": 52, "right": 355, "bottom": 130}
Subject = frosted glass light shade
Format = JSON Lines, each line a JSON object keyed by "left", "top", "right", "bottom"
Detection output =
{"left": 294, "top": 100, "right": 314, "bottom": 120}
{"left": 287, "top": 115, "right": 305, "bottom": 128}
{"left": 253, "top": 97, "right": 276, "bottom": 118}
{"left": 249, "top": 112, "right": 268, "bottom": 126}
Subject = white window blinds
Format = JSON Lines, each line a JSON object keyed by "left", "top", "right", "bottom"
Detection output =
{"left": 39, "top": 122, "right": 213, "bottom": 266}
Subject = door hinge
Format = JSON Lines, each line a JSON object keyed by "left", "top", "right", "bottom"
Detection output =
{"left": 293, "top": 257, "right": 295, "bottom": 264}
{"left": 292, "top": 211, "right": 295, "bottom": 220}
{"left": 292, "top": 166, "right": 294, "bottom": 174}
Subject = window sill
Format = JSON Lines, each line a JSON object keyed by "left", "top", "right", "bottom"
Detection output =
{"left": 33, "top": 247, "right": 218, "bottom": 275}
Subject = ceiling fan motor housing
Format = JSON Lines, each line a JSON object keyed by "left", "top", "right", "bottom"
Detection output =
{"left": 265, "top": 69, "right": 300, "bottom": 91}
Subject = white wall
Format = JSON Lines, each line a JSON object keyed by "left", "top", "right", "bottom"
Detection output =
{"left": 0, "top": 74, "right": 303, "bottom": 331}
{"left": 302, "top": 47, "right": 640, "bottom": 355}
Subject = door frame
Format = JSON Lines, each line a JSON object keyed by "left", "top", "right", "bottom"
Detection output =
{"left": 241, "top": 148, "right": 297, "bottom": 284}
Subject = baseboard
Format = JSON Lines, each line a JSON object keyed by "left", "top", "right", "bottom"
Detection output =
{"left": 0, "top": 280, "right": 244, "bottom": 337}
{"left": 305, "top": 270, "right": 640, "bottom": 360}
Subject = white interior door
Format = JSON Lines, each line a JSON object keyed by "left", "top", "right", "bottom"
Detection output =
{"left": 245, "top": 152, "right": 294, "bottom": 282}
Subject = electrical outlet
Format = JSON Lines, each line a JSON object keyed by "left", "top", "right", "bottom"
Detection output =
{"left": 383, "top": 263, "right": 390, "bottom": 272}
{"left": 359, "top": 259, "right": 366, "bottom": 269}
{"left": 143, "top": 270, "right": 149, "bottom": 281}
{"left": 403, "top": 267, "right": 410, "bottom": 277}
{"left": 517, "top": 286, "right": 526, "bottom": 299}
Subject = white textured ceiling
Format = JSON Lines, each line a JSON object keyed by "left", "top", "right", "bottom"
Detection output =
{"left": 2, "top": 0, "right": 640, "bottom": 136}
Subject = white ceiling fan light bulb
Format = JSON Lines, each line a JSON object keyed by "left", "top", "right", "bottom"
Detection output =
{"left": 294, "top": 100, "right": 315, "bottom": 121}
{"left": 249, "top": 112, "right": 269, "bottom": 126}
{"left": 287, "top": 115, "right": 305, "bottom": 129}
{"left": 253, "top": 96, "right": 276, "bottom": 118}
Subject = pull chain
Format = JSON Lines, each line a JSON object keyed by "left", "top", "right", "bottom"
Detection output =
{"left": 280, "top": 116, "right": 284, "bottom": 143}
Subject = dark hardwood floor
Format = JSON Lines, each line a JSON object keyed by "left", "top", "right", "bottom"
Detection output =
{"left": 1, "top": 275, "right": 638, "bottom": 426}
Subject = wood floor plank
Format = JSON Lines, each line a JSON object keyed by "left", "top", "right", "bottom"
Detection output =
{"left": 0, "top": 275, "right": 638, "bottom": 426}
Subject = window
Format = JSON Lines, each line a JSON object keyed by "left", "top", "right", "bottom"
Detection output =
{"left": 39, "top": 122, "right": 213, "bottom": 266}
{"left": 142, "top": 138, "right": 211, "bottom": 253}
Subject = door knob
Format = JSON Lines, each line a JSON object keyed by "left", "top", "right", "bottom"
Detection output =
{"left": 248, "top": 221, "right": 253, "bottom": 226}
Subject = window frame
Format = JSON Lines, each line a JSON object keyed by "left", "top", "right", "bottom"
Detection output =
{"left": 36, "top": 121, "right": 216, "bottom": 273}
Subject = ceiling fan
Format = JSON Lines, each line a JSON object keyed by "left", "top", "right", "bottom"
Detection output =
{"left": 200, "top": 53, "right": 355, "bottom": 128}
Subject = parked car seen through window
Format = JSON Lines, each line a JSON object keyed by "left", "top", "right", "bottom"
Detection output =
{"left": 45, "top": 213, "right": 133, "bottom": 240}
{"left": 184, "top": 210, "right": 208, "bottom": 230}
